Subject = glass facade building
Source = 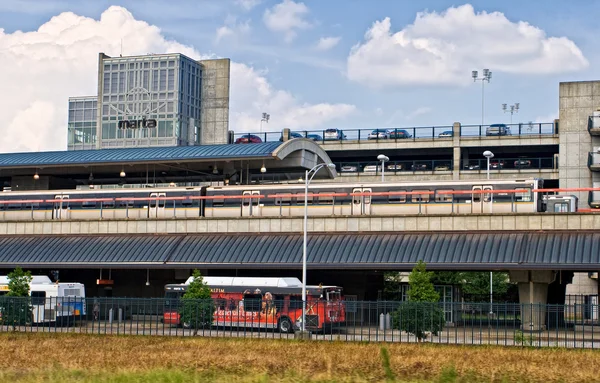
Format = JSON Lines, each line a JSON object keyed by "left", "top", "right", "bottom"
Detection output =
{"left": 68, "top": 53, "right": 230, "bottom": 150}
{"left": 67, "top": 96, "right": 97, "bottom": 151}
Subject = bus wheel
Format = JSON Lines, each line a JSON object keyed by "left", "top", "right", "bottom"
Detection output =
{"left": 278, "top": 317, "right": 293, "bottom": 333}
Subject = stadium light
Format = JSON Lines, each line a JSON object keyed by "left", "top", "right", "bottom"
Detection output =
{"left": 502, "top": 103, "right": 520, "bottom": 125}
{"left": 472, "top": 69, "right": 492, "bottom": 127}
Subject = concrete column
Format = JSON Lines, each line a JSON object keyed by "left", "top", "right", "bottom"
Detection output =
{"left": 452, "top": 122, "right": 461, "bottom": 180}
{"left": 509, "top": 270, "right": 555, "bottom": 331}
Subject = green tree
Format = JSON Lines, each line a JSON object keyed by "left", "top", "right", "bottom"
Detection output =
{"left": 0, "top": 267, "right": 33, "bottom": 329}
{"left": 392, "top": 261, "right": 445, "bottom": 341}
{"left": 179, "top": 270, "right": 214, "bottom": 333}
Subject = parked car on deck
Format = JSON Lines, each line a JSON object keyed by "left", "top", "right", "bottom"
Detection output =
{"left": 235, "top": 134, "right": 263, "bottom": 144}
{"left": 368, "top": 129, "right": 389, "bottom": 140}
{"left": 486, "top": 124, "right": 512, "bottom": 136}
{"left": 438, "top": 131, "right": 453, "bottom": 138}
{"left": 514, "top": 159, "right": 532, "bottom": 169}
{"left": 340, "top": 165, "right": 359, "bottom": 172}
{"left": 490, "top": 160, "right": 505, "bottom": 169}
{"left": 388, "top": 129, "right": 412, "bottom": 139}
{"left": 324, "top": 129, "right": 346, "bottom": 141}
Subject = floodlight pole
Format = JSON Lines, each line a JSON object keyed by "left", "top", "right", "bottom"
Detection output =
{"left": 472, "top": 69, "right": 492, "bottom": 127}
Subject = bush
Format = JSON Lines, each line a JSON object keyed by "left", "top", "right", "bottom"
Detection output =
{"left": 392, "top": 301, "right": 445, "bottom": 341}
{"left": 392, "top": 261, "right": 445, "bottom": 341}
{"left": 179, "top": 270, "right": 214, "bottom": 330}
{"left": 0, "top": 268, "right": 32, "bottom": 329}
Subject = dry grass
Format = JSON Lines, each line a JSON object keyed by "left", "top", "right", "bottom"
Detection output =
{"left": 0, "top": 333, "right": 599, "bottom": 382}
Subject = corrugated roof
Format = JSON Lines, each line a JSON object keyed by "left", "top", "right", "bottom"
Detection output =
{"left": 0, "top": 142, "right": 282, "bottom": 168}
{"left": 0, "top": 232, "right": 598, "bottom": 270}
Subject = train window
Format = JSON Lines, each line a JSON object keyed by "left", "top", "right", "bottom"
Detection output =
{"left": 213, "top": 195, "right": 225, "bottom": 207}
{"left": 118, "top": 200, "right": 133, "bottom": 208}
{"left": 82, "top": 200, "right": 97, "bottom": 208}
{"left": 275, "top": 195, "right": 292, "bottom": 206}
{"left": 181, "top": 198, "right": 193, "bottom": 206}
{"left": 7, "top": 202, "right": 23, "bottom": 209}
{"left": 389, "top": 190, "right": 407, "bottom": 203}
{"left": 412, "top": 190, "right": 430, "bottom": 203}
{"left": 554, "top": 203, "right": 569, "bottom": 212}
{"left": 435, "top": 190, "right": 453, "bottom": 203}
{"left": 318, "top": 192, "right": 333, "bottom": 205}
{"left": 472, "top": 191, "right": 481, "bottom": 203}
{"left": 24, "top": 202, "right": 40, "bottom": 209}
{"left": 483, "top": 189, "right": 492, "bottom": 203}
{"left": 102, "top": 200, "right": 115, "bottom": 209}
{"left": 515, "top": 188, "right": 531, "bottom": 202}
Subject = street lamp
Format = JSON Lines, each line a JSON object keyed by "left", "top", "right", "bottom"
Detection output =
{"left": 483, "top": 150, "right": 495, "bottom": 317}
{"left": 502, "top": 103, "right": 520, "bottom": 125}
{"left": 472, "top": 69, "right": 492, "bottom": 127}
{"left": 301, "top": 162, "right": 336, "bottom": 334}
{"left": 377, "top": 154, "right": 389, "bottom": 182}
{"left": 483, "top": 150, "right": 494, "bottom": 180}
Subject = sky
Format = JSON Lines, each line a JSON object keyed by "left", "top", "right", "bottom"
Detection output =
{"left": 0, "top": 0, "right": 597, "bottom": 152}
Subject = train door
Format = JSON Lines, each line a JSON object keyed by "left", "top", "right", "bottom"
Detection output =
{"left": 148, "top": 192, "right": 166, "bottom": 218}
{"left": 53, "top": 195, "right": 70, "bottom": 220}
{"left": 351, "top": 188, "right": 372, "bottom": 215}
{"left": 241, "top": 190, "right": 261, "bottom": 217}
{"left": 471, "top": 186, "right": 492, "bottom": 213}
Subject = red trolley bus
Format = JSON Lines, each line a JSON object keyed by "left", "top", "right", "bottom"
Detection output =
{"left": 163, "top": 276, "right": 346, "bottom": 333}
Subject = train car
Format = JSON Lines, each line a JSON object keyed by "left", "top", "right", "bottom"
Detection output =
{"left": 0, "top": 187, "right": 205, "bottom": 221}
{"left": 204, "top": 178, "right": 544, "bottom": 217}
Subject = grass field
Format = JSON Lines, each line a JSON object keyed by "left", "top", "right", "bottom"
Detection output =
{"left": 1, "top": 333, "right": 599, "bottom": 382}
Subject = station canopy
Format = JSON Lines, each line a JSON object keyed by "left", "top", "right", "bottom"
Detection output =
{"left": 0, "top": 139, "right": 335, "bottom": 188}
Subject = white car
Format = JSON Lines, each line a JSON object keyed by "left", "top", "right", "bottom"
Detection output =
{"left": 363, "top": 165, "right": 382, "bottom": 173}
{"left": 324, "top": 128, "right": 346, "bottom": 141}
{"left": 367, "top": 129, "right": 389, "bottom": 140}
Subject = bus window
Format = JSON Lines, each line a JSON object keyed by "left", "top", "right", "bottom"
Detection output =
{"left": 31, "top": 291, "right": 46, "bottom": 305}
{"left": 215, "top": 298, "right": 226, "bottom": 310}
{"left": 288, "top": 296, "right": 303, "bottom": 310}
{"left": 243, "top": 294, "right": 262, "bottom": 312}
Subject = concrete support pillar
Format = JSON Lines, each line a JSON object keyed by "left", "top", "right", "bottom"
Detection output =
{"left": 452, "top": 122, "right": 461, "bottom": 180}
{"left": 509, "top": 270, "right": 555, "bottom": 331}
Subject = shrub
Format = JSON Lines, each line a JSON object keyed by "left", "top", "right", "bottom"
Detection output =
{"left": 0, "top": 267, "right": 33, "bottom": 329}
{"left": 393, "top": 261, "right": 445, "bottom": 341}
{"left": 179, "top": 270, "right": 214, "bottom": 331}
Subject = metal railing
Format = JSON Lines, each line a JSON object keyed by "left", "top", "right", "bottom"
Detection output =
{"left": 2, "top": 297, "right": 600, "bottom": 348}
{"left": 462, "top": 157, "right": 557, "bottom": 171}
{"left": 231, "top": 122, "right": 556, "bottom": 144}
{"left": 459, "top": 122, "right": 556, "bottom": 137}
{"left": 337, "top": 160, "right": 452, "bottom": 175}
{"left": 588, "top": 152, "right": 600, "bottom": 170}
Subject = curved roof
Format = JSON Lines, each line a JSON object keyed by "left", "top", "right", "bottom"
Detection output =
{"left": 0, "top": 232, "right": 597, "bottom": 270}
{"left": 0, "top": 142, "right": 283, "bottom": 168}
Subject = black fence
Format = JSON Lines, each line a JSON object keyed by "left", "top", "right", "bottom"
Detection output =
{"left": 1, "top": 297, "right": 599, "bottom": 348}
{"left": 231, "top": 122, "right": 556, "bottom": 144}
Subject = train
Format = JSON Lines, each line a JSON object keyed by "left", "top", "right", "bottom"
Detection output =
{"left": 0, "top": 178, "right": 578, "bottom": 221}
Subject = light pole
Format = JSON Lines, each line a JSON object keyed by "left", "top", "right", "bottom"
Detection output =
{"left": 502, "top": 103, "right": 519, "bottom": 125}
{"left": 483, "top": 150, "right": 494, "bottom": 180}
{"left": 260, "top": 112, "right": 270, "bottom": 133}
{"left": 483, "top": 150, "right": 494, "bottom": 316}
{"left": 301, "top": 162, "right": 336, "bottom": 334}
{"left": 377, "top": 154, "right": 389, "bottom": 182}
{"left": 472, "top": 69, "right": 492, "bottom": 127}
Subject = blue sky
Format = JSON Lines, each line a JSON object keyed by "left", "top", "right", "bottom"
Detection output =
{"left": 0, "top": 0, "right": 597, "bottom": 151}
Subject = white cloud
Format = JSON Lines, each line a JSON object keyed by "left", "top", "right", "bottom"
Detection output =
{"left": 0, "top": 6, "right": 354, "bottom": 153}
{"left": 406, "top": 107, "right": 432, "bottom": 120}
{"left": 534, "top": 111, "right": 558, "bottom": 122}
{"left": 215, "top": 16, "right": 251, "bottom": 43}
{"left": 315, "top": 36, "right": 340, "bottom": 51}
{"left": 235, "top": 0, "right": 261, "bottom": 11}
{"left": 263, "top": 0, "right": 311, "bottom": 43}
{"left": 230, "top": 63, "right": 355, "bottom": 132}
{"left": 347, "top": 4, "right": 589, "bottom": 88}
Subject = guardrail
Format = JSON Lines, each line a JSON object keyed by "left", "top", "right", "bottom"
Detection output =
{"left": 1, "top": 297, "right": 599, "bottom": 348}
{"left": 231, "top": 122, "right": 557, "bottom": 144}
{"left": 462, "top": 157, "right": 557, "bottom": 171}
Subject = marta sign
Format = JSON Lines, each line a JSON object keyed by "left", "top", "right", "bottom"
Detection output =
{"left": 118, "top": 118, "right": 157, "bottom": 129}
